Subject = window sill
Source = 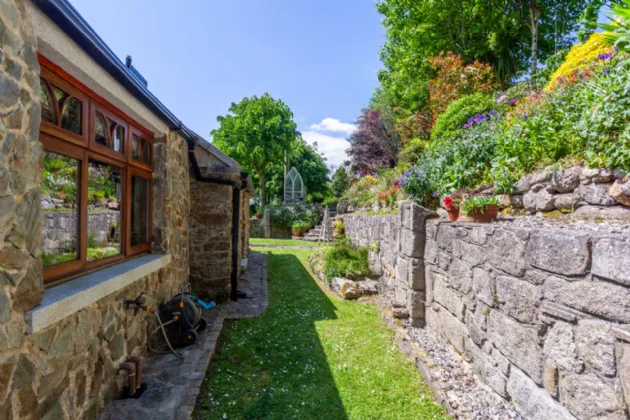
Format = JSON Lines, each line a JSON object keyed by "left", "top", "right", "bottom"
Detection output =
{"left": 26, "top": 253, "right": 170, "bottom": 333}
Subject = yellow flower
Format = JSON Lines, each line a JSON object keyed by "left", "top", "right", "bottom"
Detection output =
{"left": 545, "top": 33, "right": 614, "bottom": 92}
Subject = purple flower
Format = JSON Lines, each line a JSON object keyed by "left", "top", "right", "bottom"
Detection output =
{"left": 507, "top": 98, "right": 518, "bottom": 106}
{"left": 597, "top": 53, "right": 613, "bottom": 61}
{"left": 489, "top": 110, "right": 498, "bottom": 116}
{"left": 601, "top": 68, "right": 611, "bottom": 75}
{"left": 521, "top": 114, "right": 529, "bottom": 121}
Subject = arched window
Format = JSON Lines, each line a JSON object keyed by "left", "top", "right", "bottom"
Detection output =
{"left": 284, "top": 167, "right": 305, "bottom": 203}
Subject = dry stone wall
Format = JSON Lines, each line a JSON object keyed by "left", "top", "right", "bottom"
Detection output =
{"left": 343, "top": 202, "right": 630, "bottom": 419}
{"left": 511, "top": 166, "right": 630, "bottom": 219}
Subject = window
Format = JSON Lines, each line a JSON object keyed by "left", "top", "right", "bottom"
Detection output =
{"left": 39, "top": 60, "right": 154, "bottom": 285}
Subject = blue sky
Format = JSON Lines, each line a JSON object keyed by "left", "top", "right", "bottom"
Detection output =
{"left": 70, "top": 0, "right": 384, "bottom": 168}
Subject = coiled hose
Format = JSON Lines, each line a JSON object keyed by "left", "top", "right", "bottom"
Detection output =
{"left": 147, "top": 311, "right": 185, "bottom": 359}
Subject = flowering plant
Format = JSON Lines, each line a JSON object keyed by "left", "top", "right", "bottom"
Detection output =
{"left": 443, "top": 195, "right": 460, "bottom": 209}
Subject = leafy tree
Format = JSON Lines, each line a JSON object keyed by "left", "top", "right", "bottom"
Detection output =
{"left": 263, "top": 139, "right": 330, "bottom": 203}
{"left": 375, "top": 0, "right": 598, "bottom": 108}
{"left": 331, "top": 166, "right": 350, "bottom": 198}
{"left": 507, "top": 0, "right": 596, "bottom": 77}
{"left": 347, "top": 109, "right": 400, "bottom": 173}
{"left": 212, "top": 94, "right": 298, "bottom": 206}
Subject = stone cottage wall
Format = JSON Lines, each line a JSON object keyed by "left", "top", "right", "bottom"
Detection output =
{"left": 0, "top": 2, "right": 193, "bottom": 417}
{"left": 189, "top": 179, "right": 233, "bottom": 302}
{"left": 343, "top": 203, "right": 630, "bottom": 419}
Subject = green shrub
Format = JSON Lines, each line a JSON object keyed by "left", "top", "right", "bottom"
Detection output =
{"left": 291, "top": 220, "right": 311, "bottom": 229}
{"left": 431, "top": 93, "right": 495, "bottom": 141}
{"left": 398, "top": 138, "right": 427, "bottom": 168}
{"left": 462, "top": 196, "right": 501, "bottom": 216}
{"left": 267, "top": 203, "right": 320, "bottom": 227}
{"left": 323, "top": 238, "right": 371, "bottom": 280}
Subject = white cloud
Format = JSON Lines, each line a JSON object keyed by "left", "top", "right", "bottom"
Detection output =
{"left": 309, "top": 117, "right": 356, "bottom": 135}
{"left": 301, "top": 131, "right": 349, "bottom": 169}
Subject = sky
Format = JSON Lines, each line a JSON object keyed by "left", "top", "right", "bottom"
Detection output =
{"left": 69, "top": 0, "right": 385, "bottom": 169}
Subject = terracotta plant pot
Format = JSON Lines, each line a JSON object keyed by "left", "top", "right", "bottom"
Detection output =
{"left": 291, "top": 227, "right": 306, "bottom": 237}
{"left": 469, "top": 204, "right": 499, "bottom": 223}
{"left": 446, "top": 205, "right": 460, "bottom": 222}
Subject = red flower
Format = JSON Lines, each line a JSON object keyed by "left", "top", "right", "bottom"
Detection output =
{"left": 443, "top": 196, "right": 454, "bottom": 207}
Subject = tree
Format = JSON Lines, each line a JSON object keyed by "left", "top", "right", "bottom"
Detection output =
{"left": 263, "top": 139, "right": 330, "bottom": 203}
{"left": 212, "top": 94, "right": 298, "bottom": 207}
{"left": 347, "top": 109, "right": 400, "bottom": 173}
{"left": 331, "top": 166, "right": 350, "bottom": 198}
{"left": 375, "top": 0, "right": 597, "bottom": 102}
{"left": 508, "top": 1, "right": 594, "bottom": 77}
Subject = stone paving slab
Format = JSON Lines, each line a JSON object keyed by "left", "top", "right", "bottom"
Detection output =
{"left": 99, "top": 252, "right": 268, "bottom": 420}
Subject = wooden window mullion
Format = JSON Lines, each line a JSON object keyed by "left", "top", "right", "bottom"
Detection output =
{"left": 79, "top": 148, "right": 88, "bottom": 266}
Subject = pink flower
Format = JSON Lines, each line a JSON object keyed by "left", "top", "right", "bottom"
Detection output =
{"left": 497, "top": 95, "right": 507, "bottom": 105}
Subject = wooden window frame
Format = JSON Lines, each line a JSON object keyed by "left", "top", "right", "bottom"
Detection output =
{"left": 40, "top": 56, "right": 155, "bottom": 286}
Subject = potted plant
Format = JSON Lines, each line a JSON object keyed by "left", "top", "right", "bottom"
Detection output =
{"left": 291, "top": 220, "right": 311, "bottom": 237}
{"left": 443, "top": 195, "right": 461, "bottom": 222}
{"left": 462, "top": 196, "right": 501, "bottom": 223}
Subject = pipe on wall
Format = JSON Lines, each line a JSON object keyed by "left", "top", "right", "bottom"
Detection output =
{"left": 118, "top": 362, "right": 136, "bottom": 395}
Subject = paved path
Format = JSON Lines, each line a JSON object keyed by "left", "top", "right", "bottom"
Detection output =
{"left": 99, "top": 252, "right": 268, "bottom": 420}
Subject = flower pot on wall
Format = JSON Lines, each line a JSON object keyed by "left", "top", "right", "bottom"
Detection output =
{"left": 469, "top": 205, "right": 499, "bottom": 223}
{"left": 446, "top": 206, "right": 460, "bottom": 222}
{"left": 292, "top": 228, "right": 306, "bottom": 237}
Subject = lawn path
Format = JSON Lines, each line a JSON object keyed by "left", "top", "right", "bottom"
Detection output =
{"left": 195, "top": 247, "right": 447, "bottom": 420}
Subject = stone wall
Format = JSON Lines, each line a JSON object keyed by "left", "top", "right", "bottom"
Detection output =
{"left": 250, "top": 217, "right": 264, "bottom": 238}
{"left": 239, "top": 189, "right": 250, "bottom": 269}
{"left": 343, "top": 202, "right": 630, "bottom": 419}
{"left": 0, "top": 126, "right": 191, "bottom": 420}
{"left": 510, "top": 166, "right": 630, "bottom": 219}
{"left": 41, "top": 211, "right": 120, "bottom": 253}
{"left": 189, "top": 179, "right": 233, "bottom": 302}
{"left": 0, "top": 2, "right": 195, "bottom": 416}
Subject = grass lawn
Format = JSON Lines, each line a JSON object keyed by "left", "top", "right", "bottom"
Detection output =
{"left": 195, "top": 248, "right": 447, "bottom": 420}
{"left": 249, "top": 238, "right": 327, "bottom": 248}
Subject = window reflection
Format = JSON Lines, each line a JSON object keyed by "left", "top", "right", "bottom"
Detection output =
{"left": 95, "top": 112, "right": 108, "bottom": 147}
{"left": 40, "top": 80, "right": 55, "bottom": 124}
{"left": 87, "top": 160, "right": 122, "bottom": 261}
{"left": 61, "top": 97, "right": 82, "bottom": 135}
{"left": 132, "top": 134, "right": 140, "bottom": 160}
{"left": 131, "top": 176, "right": 149, "bottom": 246}
{"left": 41, "top": 151, "right": 80, "bottom": 267}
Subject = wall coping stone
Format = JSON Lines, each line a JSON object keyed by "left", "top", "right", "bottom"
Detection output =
{"left": 26, "top": 254, "right": 171, "bottom": 333}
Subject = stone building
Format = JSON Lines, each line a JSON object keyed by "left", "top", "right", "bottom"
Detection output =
{"left": 0, "top": 0, "right": 252, "bottom": 418}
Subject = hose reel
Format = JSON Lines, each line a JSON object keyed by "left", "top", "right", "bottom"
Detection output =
{"left": 147, "top": 284, "right": 215, "bottom": 358}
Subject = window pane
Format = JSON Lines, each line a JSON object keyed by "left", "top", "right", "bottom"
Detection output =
{"left": 95, "top": 112, "right": 108, "bottom": 147}
{"left": 142, "top": 141, "right": 151, "bottom": 165}
{"left": 42, "top": 151, "right": 80, "bottom": 267}
{"left": 111, "top": 123, "right": 124, "bottom": 153}
{"left": 131, "top": 176, "right": 149, "bottom": 247}
{"left": 40, "top": 80, "right": 55, "bottom": 124}
{"left": 61, "top": 97, "right": 82, "bottom": 135}
{"left": 132, "top": 134, "right": 140, "bottom": 160}
{"left": 87, "top": 160, "right": 122, "bottom": 261}
{"left": 52, "top": 85, "right": 68, "bottom": 103}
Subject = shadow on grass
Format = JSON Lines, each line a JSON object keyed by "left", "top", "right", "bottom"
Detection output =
{"left": 195, "top": 251, "right": 348, "bottom": 419}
